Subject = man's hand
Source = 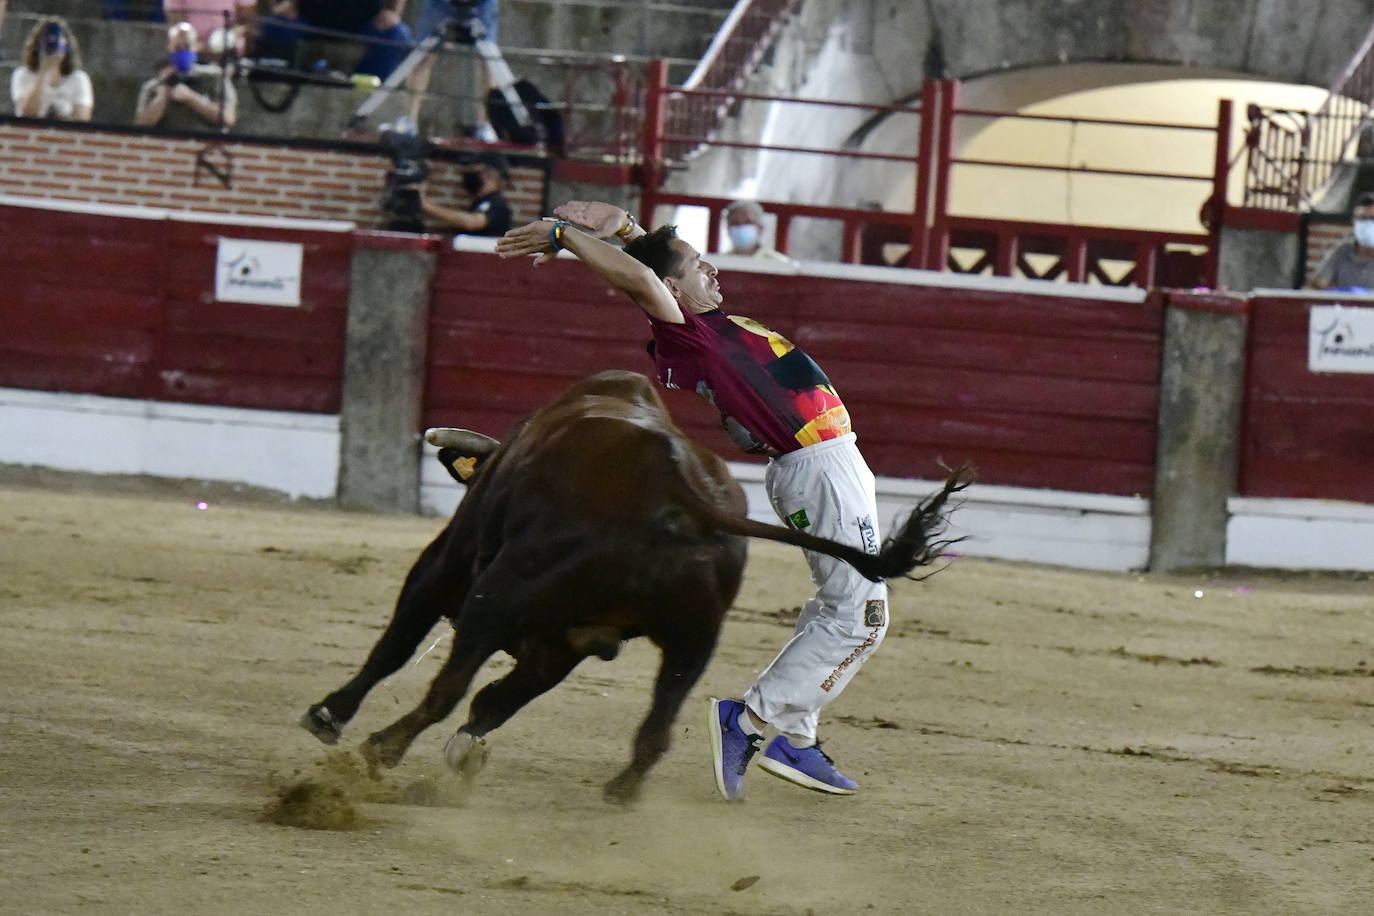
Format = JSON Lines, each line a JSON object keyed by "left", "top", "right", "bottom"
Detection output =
{"left": 496, "top": 220, "right": 560, "bottom": 267}
{"left": 553, "top": 201, "right": 629, "bottom": 239}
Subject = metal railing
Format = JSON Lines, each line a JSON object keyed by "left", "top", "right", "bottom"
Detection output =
{"left": 641, "top": 71, "right": 1232, "bottom": 287}
{"left": 1241, "top": 21, "right": 1374, "bottom": 210}
{"left": 665, "top": 0, "right": 801, "bottom": 161}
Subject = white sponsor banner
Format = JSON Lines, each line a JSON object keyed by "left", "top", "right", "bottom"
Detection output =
{"left": 215, "top": 238, "right": 303, "bottom": 307}
{"left": 1309, "top": 304, "right": 1374, "bottom": 373}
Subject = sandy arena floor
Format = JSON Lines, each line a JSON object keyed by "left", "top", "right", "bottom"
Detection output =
{"left": 1, "top": 477, "right": 1371, "bottom": 915}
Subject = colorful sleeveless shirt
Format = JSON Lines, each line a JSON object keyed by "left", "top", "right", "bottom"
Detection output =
{"left": 646, "top": 309, "right": 852, "bottom": 456}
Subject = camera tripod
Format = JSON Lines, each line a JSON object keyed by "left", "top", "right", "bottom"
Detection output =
{"left": 347, "top": 1, "right": 535, "bottom": 137}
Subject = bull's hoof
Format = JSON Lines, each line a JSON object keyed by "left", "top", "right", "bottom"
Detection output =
{"left": 602, "top": 770, "right": 641, "bottom": 805}
{"left": 443, "top": 731, "right": 489, "bottom": 782}
{"left": 361, "top": 733, "right": 406, "bottom": 772}
{"left": 300, "top": 705, "right": 342, "bottom": 745}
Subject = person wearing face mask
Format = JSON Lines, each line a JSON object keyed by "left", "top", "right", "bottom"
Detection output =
{"left": 419, "top": 153, "right": 513, "bottom": 237}
{"left": 1310, "top": 193, "right": 1374, "bottom": 292}
{"left": 134, "top": 22, "right": 238, "bottom": 131}
{"left": 722, "top": 199, "right": 795, "bottom": 264}
{"left": 10, "top": 17, "right": 94, "bottom": 122}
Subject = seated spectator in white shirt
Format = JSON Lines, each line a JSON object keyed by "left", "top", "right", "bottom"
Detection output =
{"left": 722, "top": 199, "right": 797, "bottom": 264}
{"left": 10, "top": 17, "right": 94, "bottom": 122}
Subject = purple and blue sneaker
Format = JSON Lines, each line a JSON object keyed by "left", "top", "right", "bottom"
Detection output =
{"left": 708, "top": 697, "right": 763, "bottom": 801}
{"left": 757, "top": 737, "right": 859, "bottom": 795}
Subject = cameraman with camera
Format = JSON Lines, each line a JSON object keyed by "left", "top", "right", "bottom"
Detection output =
{"left": 419, "top": 153, "right": 512, "bottom": 236}
{"left": 10, "top": 17, "right": 93, "bottom": 122}
{"left": 134, "top": 22, "right": 238, "bottom": 131}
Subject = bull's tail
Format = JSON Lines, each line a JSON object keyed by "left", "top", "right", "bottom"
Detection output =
{"left": 681, "top": 466, "right": 974, "bottom": 583}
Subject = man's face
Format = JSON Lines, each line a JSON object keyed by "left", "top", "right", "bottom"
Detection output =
{"left": 168, "top": 25, "right": 195, "bottom": 54}
{"left": 1354, "top": 204, "right": 1374, "bottom": 226}
{"left": 666, "top": 239, "right": 722, "bottom": 314}
{"left": 461, "top": 165, "right": 495, "bottom": 196}
{"left": 726, "top": 208, "right": 757, "bottom": 230}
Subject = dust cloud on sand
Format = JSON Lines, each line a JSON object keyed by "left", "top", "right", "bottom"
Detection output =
{"left": 2, "top": 479, "right": 1372, "bottom": 914}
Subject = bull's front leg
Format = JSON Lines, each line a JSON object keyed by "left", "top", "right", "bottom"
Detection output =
{"left": 301, "top": 532, "right": 465, "bottom": 744}
{"left": 604, "top": 640, "right": 713, "bottom": 805}
{"left": 442, "top": 643, "right": 585, "bottom": 780}
{"left": 361, "top": 637, "right": 493, "bottom": 771}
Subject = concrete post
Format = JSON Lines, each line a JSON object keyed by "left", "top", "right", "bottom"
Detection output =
{"left": 1148, "top": 293, "right": 1250, "bottom": 571}
{"left": 337, "top": 233, "right": 438, "bottom": 513}
{"left": 1217, "top": 223, "right": 1301, "bottom": 291}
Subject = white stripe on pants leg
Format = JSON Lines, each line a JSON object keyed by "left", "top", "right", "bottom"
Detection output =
{"left": 742, "top": 434, "right": 889, "bottom": 744}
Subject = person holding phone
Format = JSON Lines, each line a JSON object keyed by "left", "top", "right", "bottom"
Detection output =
{"left": 134, "top": 22, "right": 238, "bottom": 131}
{"left": 10, "top": 16, "right": 94, "bottom": 121}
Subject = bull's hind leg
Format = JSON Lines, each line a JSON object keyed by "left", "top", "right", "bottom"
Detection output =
{"left": 362, "top": 635, "right": 497, "bottom": 771}
{"left": 302, "top": 531, "right": 467, "bottom": 744}
{"left": 603, "top": 637, "right": 715, "bottom": 805}
{"left": 445, "top": 643, "right": 584, "bottom": 779}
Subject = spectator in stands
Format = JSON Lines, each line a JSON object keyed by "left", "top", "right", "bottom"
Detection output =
{"left": 1309, "top": 192, "right": 1374, "bottom": 292}
{"left": 165, "top": 1, "right": 252, "bottom": 55}
{"left": 722, "top": 199, "right": 795, "bottom": 264}
{"left": 10, "top": 17, "right": 94, "bottom": 122}
{"left": 259, "top": 0, "right": 412, "bottom": 82}
{"left": 420, "top": 153, "right": 512, "bottom": 236}
{"left": 0, "top": 2, "right": 7, "bottom": 43}
{"left": 134, "top": 22, "right": 238, "bottom": 131}
{"left": 411, "top": 0, "right": 501, "bottom": 142}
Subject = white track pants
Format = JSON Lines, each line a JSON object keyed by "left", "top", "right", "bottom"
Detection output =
{"left": 742, "top": 434, "right": 888, "bottom": 744}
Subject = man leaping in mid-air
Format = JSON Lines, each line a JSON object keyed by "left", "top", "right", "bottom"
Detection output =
{"left": 496, "top": 201, "right": 907, "bottom": 800}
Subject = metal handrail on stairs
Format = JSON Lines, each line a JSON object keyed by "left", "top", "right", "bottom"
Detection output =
{"left": 665, "top": 0, "right": 801, "bottom": 162}
{"left": 1243, "top": 20, "right": 1374, "bottom": 211}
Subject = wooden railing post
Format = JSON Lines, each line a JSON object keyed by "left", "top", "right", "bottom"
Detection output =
{"left": 913, "top": 79, "right": 939, "bottom": 270}
{"left": 640, "top": 58, "right": 669, "bottom": 228}
{"left": 928, "top": 79, "right": 959, "bottom": 272}
{"left": 1204, "top": 98, "right": 1232, "bottom": 288}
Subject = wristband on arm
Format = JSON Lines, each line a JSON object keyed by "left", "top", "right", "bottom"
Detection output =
{"left": 548, "top": 220, "right": 570, "bottom": 251}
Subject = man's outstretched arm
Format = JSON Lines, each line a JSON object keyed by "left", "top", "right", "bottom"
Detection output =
{"left": 496, "top": 215, "right": 683, "bottom": 323}
{"left": 552, "top": 201, "right": 646, "bottom": 244}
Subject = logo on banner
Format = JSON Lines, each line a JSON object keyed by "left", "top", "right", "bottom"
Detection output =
{"left": 215, "top": 238, "right": 303, "bottom": 307}
{"left": 1310, "top": 304, "right": 1374, "bottom": 373}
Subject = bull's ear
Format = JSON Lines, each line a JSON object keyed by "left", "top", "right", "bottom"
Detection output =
{"left": 436, "top": 448, "right": 483, "bottom": 486}
{"left": 426, "top": 428, "right": 500, "bottom": 488}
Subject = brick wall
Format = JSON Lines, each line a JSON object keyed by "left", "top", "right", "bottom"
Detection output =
{"left": 0, "top": 120, "right": 547, "bottom": 228}
{"left": 1304, "top": 220, "right": 1349, "bottom": 281}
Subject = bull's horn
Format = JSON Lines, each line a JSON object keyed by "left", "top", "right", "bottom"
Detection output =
{"left": 424, "top": 428, "right": 500, "bottom": 455}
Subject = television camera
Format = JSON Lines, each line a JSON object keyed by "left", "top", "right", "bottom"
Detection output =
{"left": 378, "top": 117, "right": 431, "bottom": 232}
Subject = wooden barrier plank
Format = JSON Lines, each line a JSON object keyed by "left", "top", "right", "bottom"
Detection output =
{"left": 422, "top": 250, "right": 1166, "bottom": 496}
{"left": 0, "top": 203, "right": 350, "bottom": 415}
{"left": 1238, "top": 296, "right": 1374, "bottom": 504}
{"left": 794, "top": 322, "right": 1162, "bottom": 382}
{"left": 822, "top": 357, "right": 1159, "bottom": 421}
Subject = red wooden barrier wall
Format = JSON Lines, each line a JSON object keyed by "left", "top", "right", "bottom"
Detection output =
{"left": 1240, "top": 295, "right": 1374, "bottom": 503}
{"left": 425, "top": 250, "right": 1165, "bottom": 496}
{"left": 0, "top": 204, "right": 352, "bottom": 414}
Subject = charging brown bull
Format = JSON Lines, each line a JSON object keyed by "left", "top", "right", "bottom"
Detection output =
{"left": 300, "top": 370, "right": 968, "bottom": 803}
